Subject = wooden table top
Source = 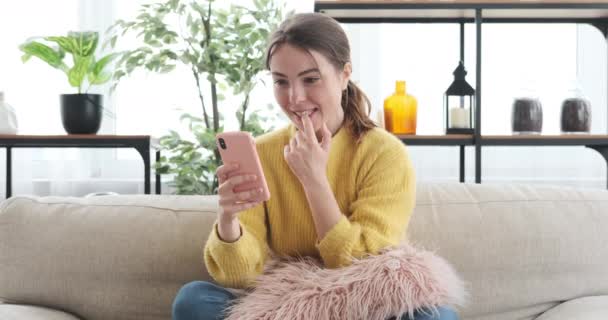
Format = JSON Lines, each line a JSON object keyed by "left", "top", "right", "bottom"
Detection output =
{"left": 0, "top": 134, "right": 152, "bottom": 139}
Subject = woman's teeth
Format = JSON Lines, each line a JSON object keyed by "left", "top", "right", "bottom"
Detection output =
{"left": 295, "top": 109, "right": 315, "bottom": 118}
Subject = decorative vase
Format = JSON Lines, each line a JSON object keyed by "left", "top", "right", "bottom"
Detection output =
{"left": 0, "top": 92, "right": 18, "bottom": 134}
{"left": 60, "top": 94, "right": 103, "bottom": 134}
{"left": 560, "top": 98, "right": 591, "bottom": 133}
{"left": 512, "top": 97, "right": 543, "bottom": 135}
{"left": 383, "top": 80, "right": 417, "bottom": 134}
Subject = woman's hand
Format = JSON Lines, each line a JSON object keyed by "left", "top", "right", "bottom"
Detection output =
{"left": 285, "top": 113, "right": 343, "bottom": 239}
{"left": 215, "top": 163, "right": 264, "bottom": 242}
{"left": 284, "top": 113, "right": 332, "bottom": 188}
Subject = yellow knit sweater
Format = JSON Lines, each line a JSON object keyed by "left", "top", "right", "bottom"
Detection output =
{"left": 204, "top": 125, "right": 416, "bottom": 288}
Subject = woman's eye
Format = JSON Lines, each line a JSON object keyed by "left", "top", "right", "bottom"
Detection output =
{"left": 304, "top": 77, "right": 320, "bottom": 84}
{"left": 274, "top": 79, "right": 288, "bottom": 86}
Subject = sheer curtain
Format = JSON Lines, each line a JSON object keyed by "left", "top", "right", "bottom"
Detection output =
{"left": 0, "top": 1, "right": 605, "bottom": 197}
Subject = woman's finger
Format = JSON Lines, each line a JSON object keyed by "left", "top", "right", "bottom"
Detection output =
{"left": 220, "top": 201, "right": 262, "bottom": 216}
{"left": 290, "top": 136, "right": 298, "bottom": 151}
{"left": 295, "top": 129, "right": 306, "bottom": 147}
{"left": 320, "top": 121, "right": 332, "bottom": 151}
{"left": 216, "top": 163, "right": 239, "bottom": 183}
{"left": 218, "top": 174, "right": 257, "bottom": 194}
{"left": 219, "top": 187, "right": 263, "bottom": 205}
{"left": 224, "top": 201, "right": 262, "bottom": 214}
{"left": 301, "top": 113, "right": 316, "bottom": 141}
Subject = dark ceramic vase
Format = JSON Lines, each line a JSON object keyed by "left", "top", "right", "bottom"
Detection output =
{"left": 512, "top": 98, "right": 543, "bottom": 134}
{"left": 60, "top": 94, "right": 102, "bottom": 134}
{"left": 561, "top": 98, "right": 591, "bottom": 133}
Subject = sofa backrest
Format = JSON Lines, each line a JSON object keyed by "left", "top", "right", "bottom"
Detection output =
{"left": 408, "top": 183, "right": 608, "bottom": 320}
{"left": 1, "top": 183, "right": 607, "bottom": 320}
{"left": 0, "top": 195, "right": 219, "bottom": 320}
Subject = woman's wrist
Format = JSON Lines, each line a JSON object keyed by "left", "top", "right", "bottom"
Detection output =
{"left": 302, "top": 176, "right": 343, "bottom": 239}
{"left": 217, "top": 217, "right": 241, "bottom": 243}
{"left": 301, "top": 175, "right": 330, "bottom": 193}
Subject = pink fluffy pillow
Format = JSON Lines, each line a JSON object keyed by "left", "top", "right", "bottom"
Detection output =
{"left": 225, "top": 244, "right": 466, "bottom": 320}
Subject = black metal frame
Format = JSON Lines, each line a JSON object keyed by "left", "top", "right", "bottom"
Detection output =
{"left": 0, "top": 135, "right": 161, "bottom": 198}
{"left": 315, "top": 1, "right": 608, "bottom": 188}
{"left": 398, "top": 135, "right": 474, "bottom": 182}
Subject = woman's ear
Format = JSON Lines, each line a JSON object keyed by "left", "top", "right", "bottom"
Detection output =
{"left": 341, "top": 62, "right": 352, "bottom": 90}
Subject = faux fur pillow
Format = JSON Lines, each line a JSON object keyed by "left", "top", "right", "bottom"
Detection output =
{"left": 225, "top": 244, "right": 466, "bottom": 320}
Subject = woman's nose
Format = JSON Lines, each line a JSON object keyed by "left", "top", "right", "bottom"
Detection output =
{"left": 289, "top": 85, "right": 306, "bottom": 104}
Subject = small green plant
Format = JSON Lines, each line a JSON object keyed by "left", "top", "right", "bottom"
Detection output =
{"left": 20, "top": 31, "right": 117, "bottom": 93}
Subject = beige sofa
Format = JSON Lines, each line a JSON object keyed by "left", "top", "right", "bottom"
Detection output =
{"left": 1, "top": 182, "right": 607, "bottom": 320}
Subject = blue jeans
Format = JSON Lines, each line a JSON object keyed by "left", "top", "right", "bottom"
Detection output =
{"left": 172, "top": 281, "right": 459, "bottom": 320}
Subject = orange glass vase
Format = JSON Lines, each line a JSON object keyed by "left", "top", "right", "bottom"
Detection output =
{"left": 383, "top": 81, "right": 417, "bottom": 134}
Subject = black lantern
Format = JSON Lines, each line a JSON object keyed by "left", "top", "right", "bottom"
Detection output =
{"left": 444, "top": 61, "right": 475, "bottom": 134}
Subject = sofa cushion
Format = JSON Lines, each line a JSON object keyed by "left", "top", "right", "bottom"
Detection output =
{"left": 0, "top": 304, "right": 80, "bottom": 320}
{"left": 0, "top": 195, "right": 219, "bottom": 320}
{"left": 535, "top": 296, "right": 608, "bottom": 320}
{"left": 408, "top": 183, "right": 608, "bottom": 320}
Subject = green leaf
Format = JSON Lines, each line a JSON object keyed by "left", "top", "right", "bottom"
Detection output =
{"left": 19, "top": 41, "right": 68, "bottom": 72}
{"left": 158, "top": 64, "right": 174, "bottom": 73}
{"left": 45, "top": 36, "right": 78, "bottom": 54}
{"left": 180, "top": 113, "right": 203, "bottom": 124}
{"left": 168, "top": 0, "right": 179, "bottom": 10}
{"left": 89, "top": 71, "right": 112, "bottom": 85}
{"left": 68, "top": 55, "right": 93, "bottom": 89}
{"left": 68, "top": 31, "right": 99, "bottom": 56}
{"left": 91, "top": 53, "right": 119, "bottom": 78}
{"left": 190, "top": 18, "right": 200, "bottom": 35}
{"left": 162, "top": 49, "right": 178, "bottom": 60}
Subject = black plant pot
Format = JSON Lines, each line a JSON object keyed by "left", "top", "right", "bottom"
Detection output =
{"left": 60, "top": 94, "right": 103, "bottom": 134}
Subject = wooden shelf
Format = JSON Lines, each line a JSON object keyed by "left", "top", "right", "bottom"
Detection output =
{"left": 481, "top": 134, "right": 608, "bottom": 146}
{"left": 396, "top": 134, "right": 608, "bottom": 146}
{"left": 0, "top": 134, "right": 151, "bottom": 139}
{"left": 396, "top": 134, "right": 474, "bottom": 145}
{"left": 315, "top": 1, "right": 608, "bottom": 21}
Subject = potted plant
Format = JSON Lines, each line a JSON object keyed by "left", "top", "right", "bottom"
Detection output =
{"left": 106, "top": 0, "right": 287, "bottom": 194}
{"left": 19, "top": 31, "right": 117, "bottom": 134}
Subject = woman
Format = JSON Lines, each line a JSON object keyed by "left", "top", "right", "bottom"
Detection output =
{"left": 172, "top": 12, "right": 458, "bottom": 320}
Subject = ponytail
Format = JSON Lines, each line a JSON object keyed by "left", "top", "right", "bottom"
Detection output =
{"left": 342, "top": 80, "right": 377, "bottom": 142}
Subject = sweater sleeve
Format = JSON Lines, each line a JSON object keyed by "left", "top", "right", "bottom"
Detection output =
{"left": 316, "top": 144, "right": 416, "bottom": 268}
{"left": 203, "top": 203, "right": 269, "bottom": 288}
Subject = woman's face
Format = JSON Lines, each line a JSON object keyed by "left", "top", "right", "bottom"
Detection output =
{"left": 269, "top": 43, "right": 351, "bottom": 136}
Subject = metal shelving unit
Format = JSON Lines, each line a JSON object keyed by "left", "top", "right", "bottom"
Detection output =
{"left": 315, "top": 0, "right": 608, "bottom": 188}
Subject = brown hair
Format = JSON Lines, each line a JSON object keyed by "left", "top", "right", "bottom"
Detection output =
{"left": 265, "top": 13, "right": 376, "bottom": 142}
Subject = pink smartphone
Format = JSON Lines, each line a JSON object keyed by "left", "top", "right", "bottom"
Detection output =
{"left": 216, "top": 131, "right": 270, "bottom": 202}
